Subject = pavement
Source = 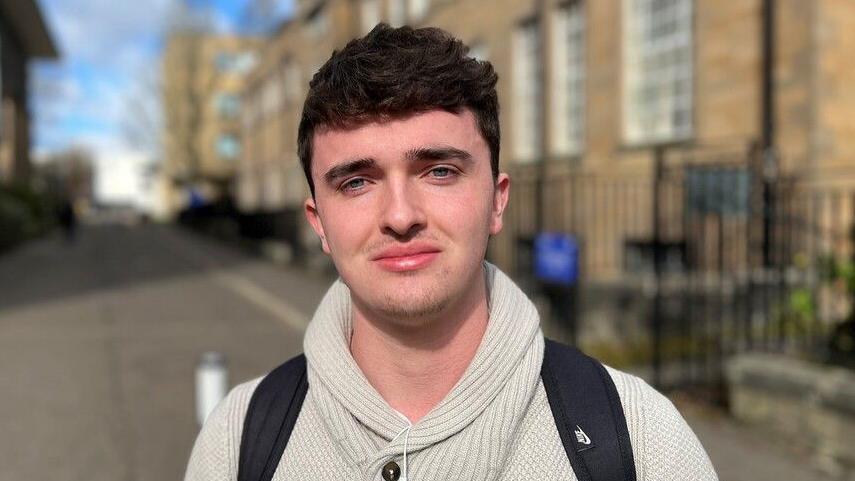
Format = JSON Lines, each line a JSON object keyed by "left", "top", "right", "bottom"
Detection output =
{"left": 0, "top": 223, "right": 834, "bottom": 481}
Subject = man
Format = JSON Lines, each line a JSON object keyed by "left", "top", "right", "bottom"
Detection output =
{"left": 185, "top": 24, "right": 717, "bottom": 481}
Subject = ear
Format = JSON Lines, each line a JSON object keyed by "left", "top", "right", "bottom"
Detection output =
{"left": 489, "top": 173, "right": 510, "bottom": 235}
{"left": 304, "top": 197, "right": 331, "bottom": 254}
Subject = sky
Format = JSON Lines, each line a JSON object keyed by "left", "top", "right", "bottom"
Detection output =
{"left": 31, "top": 0, "right": 294, "bottom": 208}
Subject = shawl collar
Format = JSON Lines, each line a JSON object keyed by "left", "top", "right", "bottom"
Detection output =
{"left": 303, "top": 262, "right": 544, "bottom": 469}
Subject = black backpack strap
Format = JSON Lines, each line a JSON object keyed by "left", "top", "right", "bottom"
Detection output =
{"left": 541, "top": 339, "right": 636, "bottom": 481}
{"left": 238, "top": 354, "right": 308, "bottom": 481}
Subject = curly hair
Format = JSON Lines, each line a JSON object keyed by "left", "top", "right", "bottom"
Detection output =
{"left": 297, "top": 23, "right": 500, "bottom": 196}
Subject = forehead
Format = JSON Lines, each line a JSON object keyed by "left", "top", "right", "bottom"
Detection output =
{"left": 311, "top": 109, "right": 487, "bottom": 174}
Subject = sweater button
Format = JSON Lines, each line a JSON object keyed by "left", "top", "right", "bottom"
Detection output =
{"left": 381, "top": 461, "right": 401, "bottom": 481}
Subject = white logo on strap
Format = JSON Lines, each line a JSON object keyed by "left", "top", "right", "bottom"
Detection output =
{"left": 574, "top": 425, "right": 591, "bottom": 445}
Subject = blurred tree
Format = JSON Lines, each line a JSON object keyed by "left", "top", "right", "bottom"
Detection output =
{"left": 119, "top": 0, "right": 218, "bottom": 188}
{"left": 34, "top": 146, "right": 95, "bottom": 203}
{"left": 120, "top": 67, "right": 163, "bottom": 161}
{"left": 119, "top": 0, "right": 230, "bottom": 212}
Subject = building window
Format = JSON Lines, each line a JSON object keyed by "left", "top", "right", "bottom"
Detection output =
{"left": 408, "top": 0, "right": 429, "bottom": 22}
{"left": 216, "top": 134, "right": 241, "bottom": 160}
{"left": 232, "top": 52, "right": 258, "bottom": 75}
{"left": 361, "top": 0, "right": 381, "bottom": 34}
{"left": 214, "top": 51, "right": 257, "bottom": 75}
{"left": 623, "top": 0, "right": 693, "bottom": 144}
{"left": 214, "top": 93, "right": 240, "bottom": 119}
{"left": 388, "top": 0, "right": 406, "bottom": 26}
{"left": 214, "top": 52, "right": 234, "bottom": 72}
{"left": 512, "top": 18, "right": 542, "bottom": 163}
{"left": 551, "top": 1, "right": 585, "bottom": 156}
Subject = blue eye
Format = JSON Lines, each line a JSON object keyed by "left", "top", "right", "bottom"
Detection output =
{"left": 430, "top": 167, "right": 452, "bottom": 178}
{"left": 342, "top": 178, "right": 365, "bottom": 191}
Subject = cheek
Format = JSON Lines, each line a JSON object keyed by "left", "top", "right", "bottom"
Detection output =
{"left": 321, "top": 205, "right": 373, "bottom": 254}
{"left": 439, "top": 190, "right": 494, "bottom": 236}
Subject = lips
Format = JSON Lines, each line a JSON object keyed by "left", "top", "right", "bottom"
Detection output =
{"left": 371, "top": 244, "right": 441, "bottom": 272}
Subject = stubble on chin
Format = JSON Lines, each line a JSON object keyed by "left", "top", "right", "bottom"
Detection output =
{"left": 369, "top": 265, "right": 456, "bottom": 325}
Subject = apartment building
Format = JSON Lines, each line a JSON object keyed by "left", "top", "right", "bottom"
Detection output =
{"left": 161, "top": 33, "right": 262, "bottom": 215}
{"left": 0, "top": 0, "right": 59, "bottom": 184}
{"left": 240, "top": 0, "right": 855, "bottom": 279}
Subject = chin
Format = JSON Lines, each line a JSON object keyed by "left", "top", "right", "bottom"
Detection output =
{"left": 377, "top": 293, "right": 448, "bottom": 323}
{"left": 349, "top": 278, "right": 453, "bottom": 326}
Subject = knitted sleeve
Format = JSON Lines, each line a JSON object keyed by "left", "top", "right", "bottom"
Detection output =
{"left": 640, "top": 384, "right": 718, "bottom": 480}
{"left": 184, "top": 378, "right": 261, "bottom": 481}
{"left": 606, "top": 366, "right": 719, "bottom": 481}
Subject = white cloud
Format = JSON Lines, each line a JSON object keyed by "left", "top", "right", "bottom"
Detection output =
{"left": 41, "top": 0, "right": 174, "bottom": 68}
{"left": 31, "top": 0, "right": 296, "bottom": 209}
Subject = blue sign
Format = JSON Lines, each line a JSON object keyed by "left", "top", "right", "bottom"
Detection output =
{"left": 534, "top": 233, "right": 579, "bottom": 286}
{"left": 188, "top": 189, "right": 207, "bottom": 209}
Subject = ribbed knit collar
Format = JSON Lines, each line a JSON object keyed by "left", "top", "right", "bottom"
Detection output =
{"left": 303, "top": 262, "right": 544, "bottom": 469}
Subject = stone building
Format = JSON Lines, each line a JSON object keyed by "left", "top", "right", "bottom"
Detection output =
{"left": 239, "top": 0, "right": 855, "bottom": 280}
{"left": 238, "top": 0, "right": 359, "bottom": 249}
{"left": 161, "top": 33, "right": 262, "bottom": 215}
{"left": 0, "top": 0, "right": 59, "bottom": 184}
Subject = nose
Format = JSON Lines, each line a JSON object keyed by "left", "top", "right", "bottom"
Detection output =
{"left": 380, "top": 181, "right": 426, "bottom": 238}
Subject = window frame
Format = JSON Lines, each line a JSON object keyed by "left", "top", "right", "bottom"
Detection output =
{"left": 512, "top": 17, "right": 544, "bottom": 163}
{"left": 622, "top": 0, "right": 695, "bottom": 146}
{"left": 550, "top": 0, "right": 586, "bottom": 157}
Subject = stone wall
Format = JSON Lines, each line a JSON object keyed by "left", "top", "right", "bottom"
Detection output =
{"left": 726, "top": 353, "right": 855, "bottom": 479}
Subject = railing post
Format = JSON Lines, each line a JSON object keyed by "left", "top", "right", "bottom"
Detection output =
{"left": 652, "top": 146, "right": 666, "bottom": 388}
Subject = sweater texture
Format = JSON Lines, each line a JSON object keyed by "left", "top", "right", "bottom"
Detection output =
{"left": 185, "top": 263, "right": 718, "bottom": 481}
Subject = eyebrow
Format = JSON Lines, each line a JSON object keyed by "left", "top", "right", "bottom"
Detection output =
{"left": 323, "top": 157, "right": 377, "bottom": 186}
{"left": 405, "top": 146, "right": 473, "bottom": 163}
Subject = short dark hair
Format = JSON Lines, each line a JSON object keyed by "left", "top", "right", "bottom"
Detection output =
{"left": 297, "top": 23, "right": 500, "bottom": 196}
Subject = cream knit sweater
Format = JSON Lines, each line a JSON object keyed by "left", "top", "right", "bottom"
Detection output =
{"left": 185, "top": 264, "right": 718, "bottom": 481}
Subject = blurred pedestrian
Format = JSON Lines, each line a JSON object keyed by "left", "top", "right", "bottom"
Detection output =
{"left": 185, "top": 24, "right": 717, "bottom": 481}
{"left": 57, "top": 197, "right": 77, "bottom": 243}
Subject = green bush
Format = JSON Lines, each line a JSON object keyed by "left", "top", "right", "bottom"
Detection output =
{"left": 809, "top": 250, "right": 855, "bottom": 369}
{"left": 0, "top": 184, "right": 57, "bottom": 253}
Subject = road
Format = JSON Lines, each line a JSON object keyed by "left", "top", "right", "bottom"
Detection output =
{"left": 0, "top": 224, "right": 328, "bottom": 481}
{"left": 0, "top": 223, "right": 833, "bottom": 481}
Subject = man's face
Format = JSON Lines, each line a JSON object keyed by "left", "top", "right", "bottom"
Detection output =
{"left": 305, "top": 109, "right": 509, "bottom": 325}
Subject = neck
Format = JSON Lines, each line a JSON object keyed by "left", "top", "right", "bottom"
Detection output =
{"left": 349, "top": 272, "right": 489, "bottom": 423}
